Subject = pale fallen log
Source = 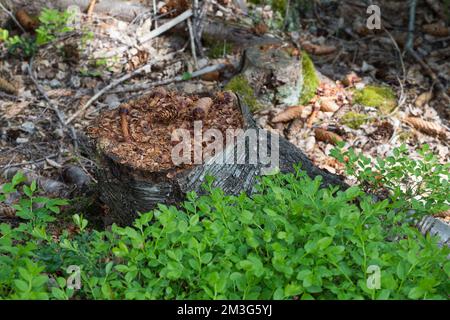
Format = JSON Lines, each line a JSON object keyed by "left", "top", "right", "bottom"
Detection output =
{"left": 2, "top": 0, "right": 149, "bottom": 23}
{"left": 111, "top": 63, "right": 228, "bottom": 94}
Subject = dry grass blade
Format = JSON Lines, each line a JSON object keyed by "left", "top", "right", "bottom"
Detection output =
{"left": 314, "top": 128, "right": 343, "bottom": 145}
{"left": 403, "top": 117, "right": 447, "bottom": 138}
{"left": 271, "top": 105, "right": 304, "bottom": 123}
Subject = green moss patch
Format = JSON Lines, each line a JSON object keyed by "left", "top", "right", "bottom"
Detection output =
{"left": 225, "top": 75, "right": 261, "bottom": 112}
{"left": 299, "top": 51, "right": 319, "bottom": 105}
{"left": 353, "top": 85, "right": 397, "bottom": 114}
{"left": 341, "top": 112, "right": 368, "bottom": 129}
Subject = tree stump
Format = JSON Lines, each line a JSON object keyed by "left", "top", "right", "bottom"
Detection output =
{"left": 81, "top": 89, "right": 347, "bottom": 226}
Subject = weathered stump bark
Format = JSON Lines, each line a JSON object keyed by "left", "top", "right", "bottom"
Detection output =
{"left": 81, "top": 92, "right": 347, "bottom": 226}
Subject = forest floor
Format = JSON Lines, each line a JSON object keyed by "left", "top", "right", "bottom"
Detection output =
{"left": 0, "top": 0, "right": 449, "bottom": 226}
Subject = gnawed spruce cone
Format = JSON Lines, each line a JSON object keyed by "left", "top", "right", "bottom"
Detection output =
{"left": 403, "top": 117, "right": 447, "bottom": 139}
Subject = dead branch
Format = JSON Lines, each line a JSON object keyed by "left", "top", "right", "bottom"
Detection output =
{"left": 111, "top": 63, "right": 227, "bottom": 94}
{"left": 138, "top": 9, "right": 193, "bottom": 44}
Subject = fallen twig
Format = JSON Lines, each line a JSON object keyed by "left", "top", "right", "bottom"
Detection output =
{"left": 111, "top": 63, "right": 227, "bottom": 94}
{"left": 0, "top": 154, "right": 58, "bottom": 170}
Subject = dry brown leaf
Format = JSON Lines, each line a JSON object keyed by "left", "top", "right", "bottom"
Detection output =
{"left": 414, "top": 91, "right": 433, "bottom": 108}
{"left": 0, "top": 76, "right": 18, "bottom": 95}
{"left": 403, "top": 117, "right": 447, "bottom": 138}
{"left": 423, "top": 23, "right": 450, "bottom": 37}
{"left": 302, "top": 41, "right": 337, "bottom": 55}
{"left": 15, "top": 9, "right": 39, "bottom": 31}
{"left": 271, "top": 105, "right": 304, "bottom": 123}
{"left": 306, "top": 102, "right": 321, "bottom": 128}
{"left": 320, "top": 97, "right": 340, "bottom": 112}
{"left": 314, "top": 128, "right": 343, "bottom": 145}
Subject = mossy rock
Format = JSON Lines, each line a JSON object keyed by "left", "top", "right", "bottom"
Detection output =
{"left": 353, "top": 85, "right": 397, "bottom": 114}
{"left": 225, "top": 44, "right": 306, "bottom": 112}
{"left": 299, "top": 51, "right": 319, "bottom": 105}
{"left": 341, "top": 112, "right": 368, "bottom": 129}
